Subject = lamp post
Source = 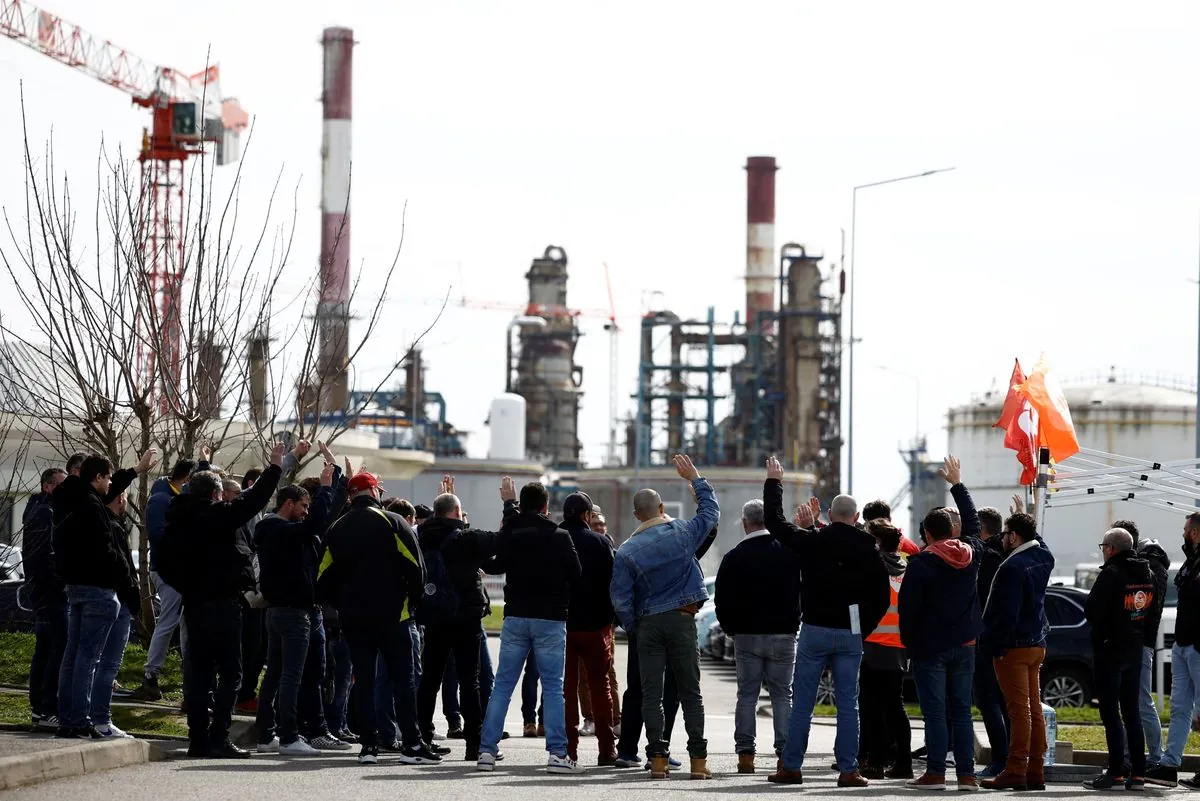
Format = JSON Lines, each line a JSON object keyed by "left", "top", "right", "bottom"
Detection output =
{"left": 505, "top": 315, "right": 548, "bottom": 394}
{"left": 847, "top": 166, "right": 956, "bottom": 495}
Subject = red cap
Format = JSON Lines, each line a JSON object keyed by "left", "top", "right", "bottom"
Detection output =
{"left": 347, "top": 471, "right": 381, "bottom": 494}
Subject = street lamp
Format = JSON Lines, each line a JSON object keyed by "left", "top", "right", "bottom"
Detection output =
{"left": 847, "top": 167, "right": 956, "bottom": 495}
{"left": 505, "top": 315, "right": 547, "bottom": 393}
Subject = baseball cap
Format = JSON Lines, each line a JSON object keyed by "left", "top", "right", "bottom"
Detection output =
{"left": 347, "top": 471, "right": 381, "bottom": 494}
{"left": 562, "top": 492, "right": 593, "bottom": 519}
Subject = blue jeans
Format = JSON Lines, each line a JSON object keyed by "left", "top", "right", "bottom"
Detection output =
{"left": 781, "top": 623, "right": 862, "bottom": 772}
{"left": 257, "top": 607, "right": 314, "bottom": 745}
{"left": 29, "top": 604, "right": 68, "bottom": 718}
{"left": 735, "top": 633, "right": 796, "bottom": 755}
{"left": 91, "top": 604, "right": 132, "bottom": 727}
{"left": 324, "top": 633, "right": 353, "bottom": 734}
{"left": 522, "top": 651, "right": 543, "bottom": 725}
{"left": 1163, "top": 643, "right": 1200, "bottom": 767}
{"left": 912, "top": 645, "right": 977, "bottom": 778}
{"left": 481, "top": 617, "right": 567, "bottom": 757}
{"left": 297, "top": 610, "right": 329, "bottom": 739}
{"left": 57, "top": 585, "right": 120, "bottom": 727}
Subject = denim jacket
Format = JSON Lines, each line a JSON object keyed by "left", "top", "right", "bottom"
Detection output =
{"left": 609, "top": 478, "right": 720, "bottom": 632}
{"left": 980, "top": 535, "right": 1055, "bottom": 654}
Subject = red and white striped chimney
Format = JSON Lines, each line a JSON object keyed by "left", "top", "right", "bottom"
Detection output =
{"left": 318, "top": 27, "right": 353, "bottom": 409}
{"left": 745, "top": 156, "right": 778, "bottom": 330}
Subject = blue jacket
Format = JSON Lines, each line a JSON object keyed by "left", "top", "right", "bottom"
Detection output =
{"left": 981, "top": 534, "right": 1055, "bottom": 654}
{"left": 897, "top": 483, "right": 985, "bottom": 661}
{"left": 609, "top": 477, "right": 719, "bottom": 632}
{"left": 144, "top": 477, "right": 180, "bottom": 571}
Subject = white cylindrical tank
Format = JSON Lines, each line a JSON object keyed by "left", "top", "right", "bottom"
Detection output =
{"left": 946, "top": 377, "right": 1196, "bottom": 572}
{"left": 488, "top": 394, "right": 527, "bottom": 461}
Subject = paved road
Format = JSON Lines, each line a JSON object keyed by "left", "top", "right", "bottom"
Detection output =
{"left": 2, "top": 639, "right": 1103, "bottom": 799}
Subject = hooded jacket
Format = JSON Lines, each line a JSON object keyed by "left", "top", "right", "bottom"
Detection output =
{"left": 144, "top": 477, "right": 180, "bottom": 572}
{"left": 980, "top": 534, "right": 1055, "bottom": 654}
{"left": 417, "top": 514, "right": 501, "bottom": 623}
{"left": 863, "top": 551, "right": 908, "bottom": 672}
{"left": 21, "top": 491, "right": 64, "bottom": 608}
{"left": 254, "top": 483, "right": 336, "bottom": 610}
{"left": 561, "top": 516, "right": 615, "bottom": 632}
{"left": 764, "top": 478, "right": 889, "bottom": 635}
{"left": 714, "top": 529, "right": 801, "bottom": 637}
{"left": 1174, "top": 541, "right": 1200, "bottom": 648}
{"left": 52, "top": 468, "right": 137, "bottom": 591}
{"left": 317, "top": 495, "right": 424, "bottom": 623}
{"left": 494, "top": 505, "right": 581, "bottom": 622}
{"left": 898, "top": 483, "right": 986, "bottom": 661}
{"left": 1136, "top": 538, "right": 1170, "bottom": 647}
{"left": 169, "top": 464, "right": 282, "bottom": 602}
{"left": 1085, "top": 548, "right": 1155, "bottom": 663}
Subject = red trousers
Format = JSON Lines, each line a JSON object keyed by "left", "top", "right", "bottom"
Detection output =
{"left": 566, "top": 627, "right": 616, "bottom": 760}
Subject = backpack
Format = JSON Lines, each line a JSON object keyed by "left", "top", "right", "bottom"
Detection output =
{"left": 416, "top": 533, "right": 461, "bottom": 625}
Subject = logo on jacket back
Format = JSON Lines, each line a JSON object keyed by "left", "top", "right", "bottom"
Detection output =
{"left": 1124, "top": 586, "right": 1153, "bottom": 620}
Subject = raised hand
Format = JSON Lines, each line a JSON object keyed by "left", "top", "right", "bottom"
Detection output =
{"left": 440, "top": 474, "right": 456, "bottom": 496}
{"left": 343, "top": 456, "right": 355, "bottom": 479}
{"left": 808, "top": 496, "right": 822, "bottom": 523}
{"left": 795, "top": 502, "right": 815, "bottom": 528}
{"left": 320, "top": 460, "right": 336, "bottom": 487}
{"left": 293, "top": 439, "right": 312, "bottom": 459}
{"left": 199, "top": 441, "right": 213, "bottom": 462}
{"left": 500, "top": 476, "right": 517, "bottom": 503}
{"left": 317, "top": 440, "right": 336, "bottom": 464}
{"left": 135, "top": 448, "right": 159, "bottom": 475}
{"left": 937, "top": 455, "right": 962, "bottom": 486}
{"left": 1010, "top": 493, "right": 1026, "bottom": 516}
{"left": 270, "top": 441, "right": 286, "bottom": 468}
{"left": 766, "top": 456, "right": 784, "bottom": 481}
{"left": 673, "top": 454, "right": 700, "bottom": 482}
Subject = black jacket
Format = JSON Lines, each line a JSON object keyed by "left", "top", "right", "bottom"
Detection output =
{"left": 763, "top": 478, "right": 889, "bottom": 634}
{"left": 977, "top": 535, "right": 1006, "bottom": 613}
{"left": 170, "top": 464, "right": 282, "bottom": 602}
{"left": 106, "top": 510, "right": 140, "bottom": 617}
{"left": 1175, "top": 542, "right": 1200, "bottom": 648}
{"left": 714, "top": 531, "right": 801, "bottom": 637}
{"left": 492, "top": 505, "right": 581, "bottom": 622}
{"left": 255, "top": 484, "right": 336, "bottom": 610}
{"left": 317, "top": 495, "right": 424, "bottom": 623}
{"left": 1137, "top": 539, "right": 1170, "bottom": 647}
{"left": 418, "top": 515, "right": 501, "bottom": 622}
{"left": 51, "top": 469, "right": 137, "bottom": 591}
{"left": 21, "top": 492, "right": 64, "bottom": 608}
{"left": 1085, "top": 548, "right": 1155, "bottom": 663}
{"left": 561, "top": 517, "right": 615, "bottom": 632}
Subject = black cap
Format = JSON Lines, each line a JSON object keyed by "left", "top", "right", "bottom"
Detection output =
{"left": 562, "top": 492, "right": 593, "bottom": 519}
{"left": 414, "top": 504, "right": 434, "bottom": 521}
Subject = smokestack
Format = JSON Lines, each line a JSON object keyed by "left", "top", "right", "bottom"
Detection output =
{"left": 745, "top": 156, "right": 777, "bottom": 331}
{"left": 318, "top": 27, "right": 353, "bottom": 413}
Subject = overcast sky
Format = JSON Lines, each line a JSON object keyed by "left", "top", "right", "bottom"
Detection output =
{"left": 3, "top": 0, "right": 1200, "bottom": 516}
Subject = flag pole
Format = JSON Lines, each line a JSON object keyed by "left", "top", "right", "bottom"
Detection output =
{"left": 1035, "top": 447, "right": 1051, "bottom": 533}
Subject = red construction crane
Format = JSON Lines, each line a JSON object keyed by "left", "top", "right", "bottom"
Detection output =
{"left": 0, "top": 0, "right": 249, "bottom": 408}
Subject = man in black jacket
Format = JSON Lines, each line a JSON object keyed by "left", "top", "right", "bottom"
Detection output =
{"left": 1083, "top": 527, "right": 1154, "bottom": 791}
{"left": 171, "top": 444, "right": 282, "bottom": 758}
{"left": 715, "top": 498, "right": 801, "bottom": 774}
{"left": 90, "top": 491, "right": 140, "bottom": 739}
{"left": 476, "top": 481, "right": 582, "bottom": 774}
{"left": 316, "top": 471, "right": 433, "bottom": 767}
{"left": 414, "top": 476, "right": 507, "bottom": 760}
{"left": 23, "top": 466, "right": 66, "bottom": 728}
{"left": 763, "top": 457, "right": 888, "bottom": 788}
{"left": 254, "top": 450, "right": 343, "bottom": 756}
{"left": 560, "top": 492, "right": 617, "bottom": 765}
{"left": 52, "top": 448, "right": 157, "bottom": 739}
{"left": 975, "top": 504, "right": 1010, "bottom": 779}
{"left": 1114, "top": 519, "right": 1169, "bottom": 775}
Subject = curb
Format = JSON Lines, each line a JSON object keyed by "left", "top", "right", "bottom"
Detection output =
{"left": 0, "top": 738, "right": 165, "bottom": 791}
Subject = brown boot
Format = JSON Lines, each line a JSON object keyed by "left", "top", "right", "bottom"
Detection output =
{"left": 768, "top": 766, "right": 804, "bottom": 784}
{"left": 1025, "top": 770, "right": 1046, "bottom": 791}
{"left": 980, "top": 769, "right": 1028, "bottom": 791}
{"left": 737, "top": 753, "right": 755, "bottom": 774}
{"left": 838, "top": 771, "right": 869, "bottom": 788}
{"left": 650, "top": 756, "right": 670, "bottom": 779}
{"left": 690, "top": 757, "right": 712, "bottom": 780}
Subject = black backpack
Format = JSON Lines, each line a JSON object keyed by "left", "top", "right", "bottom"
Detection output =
{"left": 416, "top": 534, "right": 461, "bottom": 625}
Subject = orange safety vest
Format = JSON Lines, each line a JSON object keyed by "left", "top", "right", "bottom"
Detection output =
{"left": 865, "top": 575, "right": 903, "bottom": 648}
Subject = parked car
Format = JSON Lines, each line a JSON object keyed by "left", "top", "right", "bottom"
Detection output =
{"left": 694, "top": 576, "right": 717, "bottom": 654}
{"left": 812, "top": 584, "right": 1096, "bottom": 708}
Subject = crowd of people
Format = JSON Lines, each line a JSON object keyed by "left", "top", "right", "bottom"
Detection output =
{"left": 18, "top": 440, "right": 1200, "bottom": 788}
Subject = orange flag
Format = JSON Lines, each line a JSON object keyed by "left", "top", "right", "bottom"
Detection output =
{"left": 1016, "top": 354, "right": 1080, "bottom": 462}
{"left": 994, "top": 360, "right": 1039, "bottom": 484}
{"left": 994, "top": 360, "right": 1027, "bottom": 432}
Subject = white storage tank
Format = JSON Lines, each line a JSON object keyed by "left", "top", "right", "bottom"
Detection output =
{"left": 946, "top": 374, "right": 1196, "bottom": 571}
{"left": 488, "top": 394, "right": 527, "bottom": 461}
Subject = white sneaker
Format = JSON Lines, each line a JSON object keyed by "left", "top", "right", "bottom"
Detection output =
{"left": 279, "top": 738, "right": 322, "bottom": 757}
{"left": 580, "top": 720, "right": 596, "bottom": 737}
{"left": 95, "top": 724, "right": 132, "bottom": 739}
{"left": 547, "top": 754, "right": 582, "bottom": 774}
{"left": 477, "top": 752, "right": 497, "bottom": 772}
{"left": 257, "top": 738, "right": 281, "bottom": 753}
{"left": 431, "top": 731, "right": 446, "bottom": 741}
{"left": 309, "top": 734, "right": 352, "bottom": 751}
